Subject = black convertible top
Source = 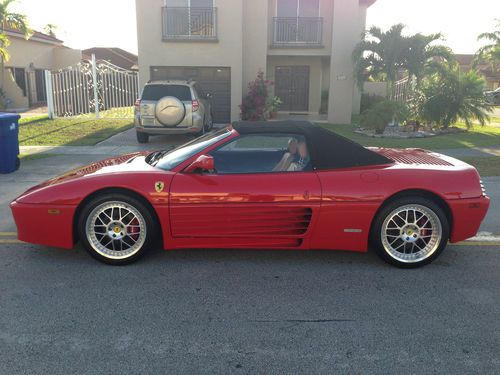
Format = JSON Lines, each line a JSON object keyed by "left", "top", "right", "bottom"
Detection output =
{"left": 232, "top": 121, "right": 393, "bottom": 170}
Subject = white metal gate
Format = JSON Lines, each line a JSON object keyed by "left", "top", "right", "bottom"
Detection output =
{"left": 46, "top": 55, "right": 139, "bottom": 119}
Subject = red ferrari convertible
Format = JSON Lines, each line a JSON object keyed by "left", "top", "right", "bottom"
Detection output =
{"left": 11, "top": 121, "right": 490, "bottom": 267}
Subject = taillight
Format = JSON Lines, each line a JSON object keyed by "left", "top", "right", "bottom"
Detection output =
{"left": 192, "top": 99, "right": 200, "bottom": 112}
{"left": 480, "top": 180, "right": 486, "bottom": 196}
{"left": 134, "top": 99, "right": 141, "bottom": 110}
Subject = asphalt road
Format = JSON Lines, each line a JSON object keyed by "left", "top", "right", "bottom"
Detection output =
{"left": 0, "top": 242, "right": 499, "bottom": 374}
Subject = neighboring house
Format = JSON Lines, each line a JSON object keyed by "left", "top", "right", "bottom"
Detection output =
{"left": 2, "top": 26, "right": 82, "bottom": 110}
{"left": 135, "top": 0, "right": 377, "bottom": 124}
{"left": 82, "top": 47, "right": 138, "bottom": 70}
{"left": 456, "top": 54, "right": 499, "bottom": 90}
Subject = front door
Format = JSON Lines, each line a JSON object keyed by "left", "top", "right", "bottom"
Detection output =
{"left": 274, "top": 66, "right": 310, "bottom": 112}
{"left": 169, "top": 133, "right": 321, "bottom": 248}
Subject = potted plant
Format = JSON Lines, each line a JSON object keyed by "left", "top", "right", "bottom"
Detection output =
{"left": 268, "top": 96, "right": 282, "bottom": 119}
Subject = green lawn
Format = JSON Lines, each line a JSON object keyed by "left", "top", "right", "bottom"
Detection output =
{"left": 460, "top": 156, "right": 500, "bottom": 176}
{"left": 19, "top": 116, "right": 134, "bottom": 146}
{"left": 321, "top": 123, "right": 500, "bottom": 150}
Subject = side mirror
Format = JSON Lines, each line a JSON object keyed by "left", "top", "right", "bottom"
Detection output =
{"left": 184, "top": 155, "right": 215, "bottom": 173}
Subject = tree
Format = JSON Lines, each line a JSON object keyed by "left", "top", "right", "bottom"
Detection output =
{"left": 353, "top": 24, "right": 407, "bottom": 96}
{"left": 43, "top": 23, "right": 57, "bottom": 37}
{"left": 0, "top": 0, "right": 31, "bottom": 84}
{"left": 415, "top": 65, "right": 492, "bottom": 129}
{"left": 353, "top": 24, "right": 453, "bottom": 97}
{"left": 474, "top": 19, "right": 500, "bottom": 75}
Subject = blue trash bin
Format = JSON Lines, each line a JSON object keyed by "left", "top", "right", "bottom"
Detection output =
{"left": 0, "top": 113, "right": 21, "bottom": 174}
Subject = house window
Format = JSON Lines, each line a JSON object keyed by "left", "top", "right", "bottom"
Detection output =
{"left": 277, "top": 0, "right": 320, "bottom": 18}
{"left": 274, "top": 0, "right": 322, "bottom": 46}
{"left": 9, "top": 67, "right": 27, "bottom": 97}
{"left": 163, "top": 0, "right": 217, "bottom": 40}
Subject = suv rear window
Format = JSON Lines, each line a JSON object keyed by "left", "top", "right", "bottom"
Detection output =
{"left": 141, "top": 84, "right": 192, "bottom": 101}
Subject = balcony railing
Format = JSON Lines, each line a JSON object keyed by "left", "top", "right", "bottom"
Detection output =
{"left": 162, "top": 7, "right": 218, "bottom": 41}
{"left": 272, "top": 17, "right": 323, "bottom": 47}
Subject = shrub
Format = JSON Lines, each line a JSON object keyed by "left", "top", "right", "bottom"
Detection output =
{"left": 359, "top": 99, "right": 409, "bottom": 134}
{"left": 360, "top": 93, "right": 385, "bottom": 113}
{"left": 240, "top": 71, "right": 274, "bottom": 121}
{"left": 415, "top": 66, "right": 492, "bottom": 129}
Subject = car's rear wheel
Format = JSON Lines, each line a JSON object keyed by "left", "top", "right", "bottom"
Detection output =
{"left": 371, "top": 196, "right": 449, "bottom": 268}
{"left": 136, "top": 131, "right": 149, "bottom": 143}
{"left": 78, "top": 194, "right": 155, "bottom": 265}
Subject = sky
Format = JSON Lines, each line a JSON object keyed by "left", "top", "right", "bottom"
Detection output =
{"left": 9, "top": 0, "right": 500, "bottom": 55}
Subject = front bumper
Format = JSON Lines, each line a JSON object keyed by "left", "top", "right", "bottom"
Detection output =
{"left": 448, "top": 196, "right": 490, "bottom": 243}
{"left": 10, "top": 201, "right": 76, "bottom": 249}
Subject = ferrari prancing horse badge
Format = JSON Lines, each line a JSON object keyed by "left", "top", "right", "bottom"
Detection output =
{"left": 155, "top": 181, "right": 165, "bottom": 193}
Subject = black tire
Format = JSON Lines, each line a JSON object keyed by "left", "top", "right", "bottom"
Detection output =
{"left": 206, "top": 111, "right": 214, "bottom": 132}
{"left": 136, "top": 131, "right": 149, "bottom": 144}
{"left": 78, "top": 193, "right": 156, "bottom": 265}
{"left": 370, "top": 196, "right": 449, "bottom": 268}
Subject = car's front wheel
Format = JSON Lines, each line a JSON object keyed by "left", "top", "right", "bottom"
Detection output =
{"left": 78, "top": 193, "right": 155, "bottom": 265}
{"left": 371, "top": 196, "right": 449, "bottom": 268}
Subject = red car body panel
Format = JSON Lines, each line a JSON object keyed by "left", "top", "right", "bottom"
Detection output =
{"left": 10, "top": 128, "right": 490, "bottom": 253}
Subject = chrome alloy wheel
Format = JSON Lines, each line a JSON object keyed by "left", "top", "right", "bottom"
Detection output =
{"left": 381, "top": 204, "right": 442, "bottom": 263}
{"left": 85, "top": 201, "right": 147, "bottom": 260}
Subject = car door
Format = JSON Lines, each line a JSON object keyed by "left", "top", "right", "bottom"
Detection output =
{"left": 169, "top": 133, "right": 322, "bottom": 249}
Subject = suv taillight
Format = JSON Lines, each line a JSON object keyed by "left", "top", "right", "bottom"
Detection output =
{"left": 134, "top": 99, "right": 141, "bottom": 110}
{"left": 192, "top": 99, "right": 200, "bottom": 112}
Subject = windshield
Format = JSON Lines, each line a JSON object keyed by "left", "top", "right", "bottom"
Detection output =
{"left": 155, "top": 128, "right": 232, "bottom": 170}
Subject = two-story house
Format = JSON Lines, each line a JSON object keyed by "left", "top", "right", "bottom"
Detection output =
{"left": 135, "top": 0, "right": 376, "bottom": 124}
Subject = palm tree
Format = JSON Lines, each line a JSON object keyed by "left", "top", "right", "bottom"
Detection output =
{"left": 416, "top": 66, "right": 492, "bottom": 129}
{"left": 353, "top": 23, "right": 407, "bottom": 97}
{"left": 0, "top": 0, "right": 31, "bottom": 85}
{"left": 474, "top": 20, "right": 500, "bottom": 75}
{"left": 405, "top": 33, "right": 454, "bottom": 84}
{"left": 353, "top": 24, "right": 453, "bottom": 97}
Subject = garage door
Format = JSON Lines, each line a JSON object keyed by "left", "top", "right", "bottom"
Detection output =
{"left": 150, "top": 66, "right": 231, "bottom": 123}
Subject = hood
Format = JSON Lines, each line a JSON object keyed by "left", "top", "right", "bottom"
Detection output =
{"left": 28, "top": 151, "right": 153, "bottom": 191}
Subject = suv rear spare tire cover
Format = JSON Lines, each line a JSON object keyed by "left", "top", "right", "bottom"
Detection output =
{"left": 155, "top": 96, "right": 186, "bottom": 126}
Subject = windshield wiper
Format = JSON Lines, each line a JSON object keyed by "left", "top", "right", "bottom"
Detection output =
{"left": 145, "top": 146, "right": 176, "bottom": 166}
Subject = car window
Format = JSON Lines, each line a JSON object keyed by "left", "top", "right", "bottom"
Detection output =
{"left": 141, "top": 84, "right": 192, "bottom": 101}
{"left": 155, "top": 128, "right": 231, "bottom": 171}
{"left": 210, "top": 134, "right": 312, "bottom": 174}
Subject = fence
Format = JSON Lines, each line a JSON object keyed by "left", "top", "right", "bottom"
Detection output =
{"left": 46, "top": 54, "right": 139, "bottom": 119}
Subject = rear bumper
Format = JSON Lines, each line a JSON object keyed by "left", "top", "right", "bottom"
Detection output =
{"left": 10, "top": 201, "right": 76, "bottom": 249}
{"left": 135, "top": 114, "right": 203, "bottom": 135}
{"left": 448, "top": 196, "right": 490, "bottom": 243}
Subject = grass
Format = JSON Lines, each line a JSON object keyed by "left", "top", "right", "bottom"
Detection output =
{"left": 19, "top": 116, "right": 134, "bottom": 146}
{"left": 460, "top": 156, "right": 500, "bottom": 176}
{"left": 321, "top": 123, "right": 500, "bottom": 150}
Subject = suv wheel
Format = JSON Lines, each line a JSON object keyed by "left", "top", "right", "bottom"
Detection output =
{"left": 205, "top": 112, "right": 214, "bottom": 132}
{"left": 136, "top": 131, "right": 149, "bottom": 144}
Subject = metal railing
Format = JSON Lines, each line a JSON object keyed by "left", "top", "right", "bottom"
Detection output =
{"left": 272, "top": 17, "right": 323, "bottom": 47}
{"left": 162, "top": 7, "right": 218, "bottom": 41}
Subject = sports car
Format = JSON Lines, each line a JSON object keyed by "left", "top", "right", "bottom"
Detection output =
{"left": 10, "top": 121, "right": 490, "bottom": 267}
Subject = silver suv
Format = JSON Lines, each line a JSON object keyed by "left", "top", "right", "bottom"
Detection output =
{"left": 134, "top": 80, "right": 213, "bottom": 143}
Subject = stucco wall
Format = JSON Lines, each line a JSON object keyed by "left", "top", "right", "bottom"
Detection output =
{"left": 53, "top": 47, "right": 82, "bottom": 70}
{"left": 364, "top": 81, "right": 387, "bottom": 97}
{"left": 2, "top": 68, "right": 28, "bottom": 109}
{"left": 242, "top": 0, "right": 268, "bottom": 93}
{"left": 267, "top": 55, "right": 323, "bottom": 114}
{"left": 136, "top": 0, "right": 244, "bottom": 121}
{"left": 328, "top": 0, "right": 363, "bottom": 124}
